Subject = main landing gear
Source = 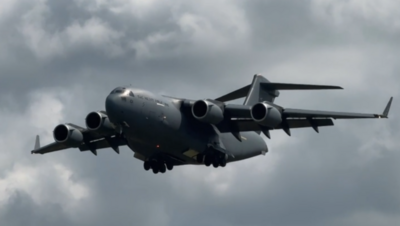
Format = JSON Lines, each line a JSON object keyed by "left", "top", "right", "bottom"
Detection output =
{"left": 196, "top": 152, "right": 227, "bottom": 168}
{"left": 143, "top": 159, "right": 173, "bottom": 174}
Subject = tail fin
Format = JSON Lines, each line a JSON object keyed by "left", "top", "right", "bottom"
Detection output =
{"left": 215, "top": 74, "right": 343, "bottom": 105}
{"left": 243, "top": 75, "right": 278, "bottom": 105}
{"left": 215, "top": 74, "right": 278, "bottom": 104}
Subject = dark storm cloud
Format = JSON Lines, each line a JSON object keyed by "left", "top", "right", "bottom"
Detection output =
{"left": 1, "top": 0, "right": 400, "bottom": 226}
{"left": 1, "top": 190, "right": 72, "bottom": 226}
{"left": 0, "top": 0, "right": 246, "bottom": 104}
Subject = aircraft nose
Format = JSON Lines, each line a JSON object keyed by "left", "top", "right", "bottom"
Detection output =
{"left": 105, "top": 94, "right": 120, "bottom": 118}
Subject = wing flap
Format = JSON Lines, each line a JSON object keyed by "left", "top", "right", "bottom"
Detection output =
{"left": 218, "top": 118, "right": 334, "bottom": 133}
{"left": 282, "top": 118, "right": 334, "bottom": 129}
{"left": 283, "top": 109, "right": 380, "bottom": 119}
{"left": 79, "top": 136, "right": 127, "bottom": 152}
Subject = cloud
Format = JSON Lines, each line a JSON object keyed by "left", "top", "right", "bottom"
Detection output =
{"left": 0, "top": 0, "right": 399, "bottom": 226}
{"left": 18, "top": 4, "right": 125, "bottom": 60}
{"left": 312, "top": 0, "right": 400, "bottom": 28}
{"left": 0, "top": 88, "right": 95, "bottom": 225}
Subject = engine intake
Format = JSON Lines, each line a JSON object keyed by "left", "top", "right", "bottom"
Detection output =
{"left": 192, "top": 100, "right": 224, "bottom": 124}
{"left": 85, "top": 111, "right": 114, "bottom": 131}
{"left": 250, "top": 102, "right": 282, "bottom": 128}
{"left": 53, "top": 124, "right": 83, "bottom": 147}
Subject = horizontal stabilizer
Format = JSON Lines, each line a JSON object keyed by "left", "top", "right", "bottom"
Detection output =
{"left": 215, "top": 81, "right": 342, "bottom": 102}
{"left": 261, "top": 83, "right": 343, "bottom": 90}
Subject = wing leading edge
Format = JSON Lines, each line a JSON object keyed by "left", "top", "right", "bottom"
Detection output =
{"left": 218, "top": 118, "right": 334, "bottom": 132}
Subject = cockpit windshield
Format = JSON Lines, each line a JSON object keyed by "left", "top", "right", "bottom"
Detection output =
{"left": 110, "top": 87, "right": 126, "bottom": 94}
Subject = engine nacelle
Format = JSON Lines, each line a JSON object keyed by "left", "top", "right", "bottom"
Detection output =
{"left": 192, "top": 100, "right": 224, "bottom": 124}
{"left": 53, "top": 124, "right": 84, "bottom": 147}
{"left": 250, "top": 102, "right": 282, "bottom": 128}
{"left": 85, "top": 111, "right": 115, "bottom": 132}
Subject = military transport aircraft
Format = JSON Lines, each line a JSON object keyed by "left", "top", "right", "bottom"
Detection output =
{"left": 31, "top": 75, "right": 393, "bottom": 174}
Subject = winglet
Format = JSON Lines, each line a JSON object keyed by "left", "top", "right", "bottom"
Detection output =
{"left": 382, "top": 97, "right": 393, "bottom": 118}
{"left": 31, "top": 135, "right": 41, "bottom": 154}
{"left": 34, "top": 135, "right": 40, "bottom": 150}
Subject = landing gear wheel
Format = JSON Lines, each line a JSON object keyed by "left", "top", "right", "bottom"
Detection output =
{"left": 212, "top": 157, "right": 219, "bottom": 168}
{"left": 219, "top": 157, "right": 227, "bottom": 167}
{"left": 159, "top": 163, "right": 166, "bottom": 173}
{"left": 151, "top": 161, "right": 159, "bottom": 174}
{"left": 166, "top": 162, "right": 174, "bottom": 171}
{"left": 144, "top": 161, "right": 151, "bottom": 171}
{"left": 152, "top": 167, "right": 159, "bottom": 174}
{"left": 204, "top": 155, "right": 212, "bottom": 167}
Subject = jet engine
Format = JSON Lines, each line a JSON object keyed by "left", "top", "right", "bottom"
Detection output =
{"left": 250, "top": 102, "right": 282, "bottom": 128}
{"left": 85, "top": 111, "right": 115, "bottom": 132}
{"left": 53, "top": 124, "right": 83, "bottom": 147}
{"left": 192, "top": 100, "right": 224, "bottom": 124}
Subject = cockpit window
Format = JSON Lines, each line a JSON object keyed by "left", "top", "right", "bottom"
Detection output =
{"left": 129, "top": 91, "right": 135, "bottom": 97}
{"left": 110, "top": 87, "right": 126, "bottom": 94}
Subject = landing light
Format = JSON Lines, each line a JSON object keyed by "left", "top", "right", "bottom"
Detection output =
{"left": 156, "top": 145, "right": 160, "bottom": 148}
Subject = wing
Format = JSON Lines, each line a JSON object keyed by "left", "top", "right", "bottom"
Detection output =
{"left": 282, "top": 97, "right": 392, "bottom": 119}
{"left": 217, "top": 117, "right": 336, "bottom": 139}
{"left": 217, "top": 97, "right": 392, "bottom": 138}
{"left": 31, "top": 123, "right": 126, "bottom": 156}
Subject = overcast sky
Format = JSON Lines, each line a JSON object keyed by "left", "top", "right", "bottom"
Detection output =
{"left": 1, "top": 0, "right": 399, "bottom": 225}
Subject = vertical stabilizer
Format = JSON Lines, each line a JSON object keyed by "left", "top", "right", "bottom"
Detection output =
{"left": 243, "top": 74, "right": 279, "bottom": 106}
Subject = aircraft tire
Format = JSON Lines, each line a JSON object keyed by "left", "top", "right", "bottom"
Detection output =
{"left": 212, "top": 157, "right": 219, "bottom": 168}
{"left": 152, "top": 167, "right": 159, "bottom": 174}
{"left": 159, "top": 163, "right": 166, "bottom": 173}
{"left": 151, "top": 161, "right": 159, "bottom": 174}
{"left": 204, "top": 155, "right": 212, "bottom": 167}
{"left": 219, "top": 157, "right": 226, "bottom": 167}
{"left": 144, "top": 161, "right": 151, "bottom": 171}
{"left": 166, "top": 162, "right": 174, "bottom": 171}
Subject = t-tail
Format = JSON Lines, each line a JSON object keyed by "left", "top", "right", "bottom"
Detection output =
{"left": 215, "top": 74, "right": 343, "bottom": 105}
{"left": 243, "top": 75, "right": 278, "bottom": 105}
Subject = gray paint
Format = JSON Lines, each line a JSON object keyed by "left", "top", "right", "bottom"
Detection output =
{"left": 31, "top": 75, "right": 391, "bottom": 173}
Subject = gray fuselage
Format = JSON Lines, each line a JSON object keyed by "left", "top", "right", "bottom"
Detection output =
{"left": 105, "top": 87, "right": 268, "bottom": 166}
